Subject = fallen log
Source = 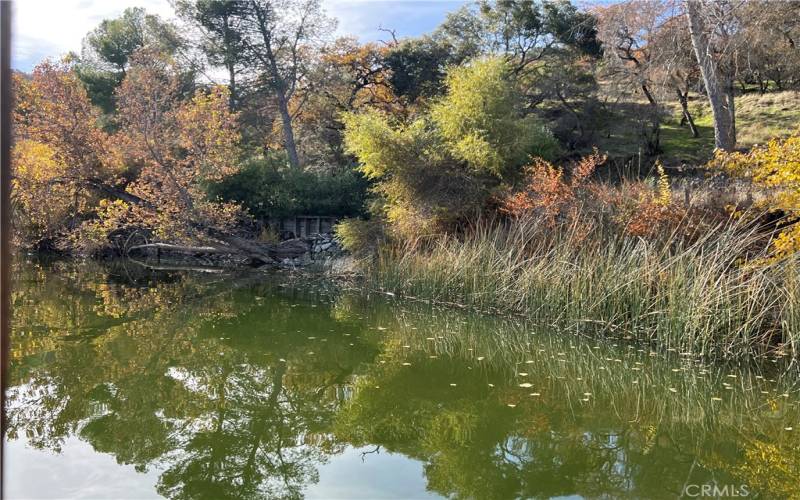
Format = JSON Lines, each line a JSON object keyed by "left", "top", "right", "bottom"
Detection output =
{"left": 127, "top": 259, "right": 227, "bottom": 273}
{"left": 64, "top": 178, "right": 274, "bottom": 264}
{"left": 127, "top": 238, "right": 312, "bottom": 266}
{"left": 270, "top": 238, "right": 311, "bottom": 259}
{"left": 128, "top": 242, "right": 232, "bottom": 255}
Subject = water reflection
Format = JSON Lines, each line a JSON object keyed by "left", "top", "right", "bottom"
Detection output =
{"left": 6, "top": 259, "right": 800, "bottom": 499}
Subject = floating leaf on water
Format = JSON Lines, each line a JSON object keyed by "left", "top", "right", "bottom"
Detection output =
{"left": 519, "top": 383, "right": 533, "bottom": 388}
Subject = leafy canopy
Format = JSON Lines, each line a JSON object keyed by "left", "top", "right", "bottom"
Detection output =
{"left": 431, "top": 57, "right": 559, "bottom": 176}
{"left": 344, "top": 57, "right": 558, "bottom": 237}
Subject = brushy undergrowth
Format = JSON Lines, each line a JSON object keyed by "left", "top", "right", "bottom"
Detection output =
{"left": 364, "top": 216, "right": 800, "bottom": 360}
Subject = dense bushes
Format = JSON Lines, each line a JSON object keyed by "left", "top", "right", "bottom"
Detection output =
{"left": 343, "top": 57, "right": 559, "bottom": 240}
{"left": 208, "top": 153, "right": 369, "bottom": 220}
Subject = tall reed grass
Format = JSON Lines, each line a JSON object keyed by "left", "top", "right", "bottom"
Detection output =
{"left": 365, "top": 216, "right": 800, "bottom": 360}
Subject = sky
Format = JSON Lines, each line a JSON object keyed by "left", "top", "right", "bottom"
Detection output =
{"left": 12, "top": 0, "right": 469, "bottom": 72}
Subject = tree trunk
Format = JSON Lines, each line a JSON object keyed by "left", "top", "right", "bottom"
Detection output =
{"left": 275, "top": 91, "right": 300, "bottom": 169}
{"left": 726, "top": 81, "right": 735, "bottom": 144}
{"left": 249, "top": 0, "right": 301, "bottom": 169}
{"left": 675, "top": 88, "right": 699, "bottom": 138}
{"left": 227, "top": 62, "right": 237, "bottom": 110}
{"left": 641, "top": 83, "right": 661, "bottom": 154}
{"left": 685, "top": 0, "right": 736, "bottom": 151}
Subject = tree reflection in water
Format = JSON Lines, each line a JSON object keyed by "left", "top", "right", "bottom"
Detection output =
{"left": 6, "top": 258, "right": 800, "bottom": 499}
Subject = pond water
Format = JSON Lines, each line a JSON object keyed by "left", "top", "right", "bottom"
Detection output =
{"left": 5, "top": 258, "right": 800, "bottom": 499}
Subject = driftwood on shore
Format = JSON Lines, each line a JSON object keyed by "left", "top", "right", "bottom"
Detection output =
{"left": 128, "top": 243, "right": 233, "bottom": 255}
{"left": 127, "top": 238, "right": 312, "bottom": 266}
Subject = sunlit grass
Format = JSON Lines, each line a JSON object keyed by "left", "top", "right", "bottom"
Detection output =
{"left": 591, "top": 90, "right": 800, "bottom": 165}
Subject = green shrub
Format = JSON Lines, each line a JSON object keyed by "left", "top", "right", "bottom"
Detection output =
{"left": 208, "top": 153, "right": 369, "bottom": 219}
{"left": 335, "top": 217, "right": 386, "bottom": 256}
{"left": 430, "top": 57, "right": 560, "bottom": 176}
{"left": 343, "top": 57, "right": 559, "bottom": 240}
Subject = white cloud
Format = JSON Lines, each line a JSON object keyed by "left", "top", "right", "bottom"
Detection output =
{"left": 12, "top": 0, "right": 175, "bottom": 70}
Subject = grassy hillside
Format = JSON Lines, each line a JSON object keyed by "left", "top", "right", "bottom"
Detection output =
{"left": 594, "top": 90, "right": 800, "bottom": 167}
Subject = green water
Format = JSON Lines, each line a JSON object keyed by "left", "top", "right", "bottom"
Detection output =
{"left": 5, "top": 259, "right": 800, "bottom": 499}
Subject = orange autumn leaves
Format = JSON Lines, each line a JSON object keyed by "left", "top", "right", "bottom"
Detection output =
{"left": 12, "top": 55, "right": 244, "bottom": 251}
{"left": 112, "top": 50, "right": 243, "bottom": 243}
{"left": 12, "top": 60, "right": 123, "bottom": 246}
{"left": 501, "top": 150, "right": 686, "bottom": 241}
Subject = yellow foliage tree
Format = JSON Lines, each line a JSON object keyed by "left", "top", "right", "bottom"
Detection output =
{"left": 713, "top": 133, "right": 800, "bottom": 257}
{"left": 12, "top": 60, "right": 123, "bottom": 247}
{"left": 77, "top": 49, "right": 245, "bottom": 249}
